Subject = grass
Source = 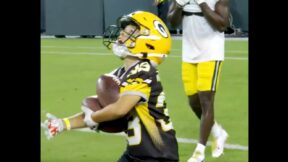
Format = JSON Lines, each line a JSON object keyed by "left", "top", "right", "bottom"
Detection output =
{"left": 41, "top": 38, "right": 248, "bottom": 162}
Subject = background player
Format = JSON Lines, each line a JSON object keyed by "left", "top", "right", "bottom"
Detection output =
{"left": 168, "top": 0, "right": 230, "bottom": 161}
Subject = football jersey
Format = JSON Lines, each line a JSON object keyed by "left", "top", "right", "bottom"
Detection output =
{"left": 182, "top": 0, "right": 224, "bottom": 63}
{"left": 110, "top": 59, "right": 179, "bottom": 161}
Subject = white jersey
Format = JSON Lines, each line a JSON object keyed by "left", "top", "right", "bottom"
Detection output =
{"left": 182, "top": 0, "right": 224, "bottom": 63}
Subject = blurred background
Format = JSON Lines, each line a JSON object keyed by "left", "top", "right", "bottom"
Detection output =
{"left": 40, "top": 0, "right": 248, "bottom": 38}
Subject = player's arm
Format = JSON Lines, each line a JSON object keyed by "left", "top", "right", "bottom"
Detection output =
{"left": 41, "top": 112, "right": 87, "bottom": 140}
{"left": 90, "top": 95, "right": 141, "bottom": 122}
{"left": 63, "top": 112, "right": 86, "bottom": 129}
{"left": 167, "top": 0, "right": 184, "bottom": 28}
{"left": 197, "top": 0, "right": 230, "bottom": 32}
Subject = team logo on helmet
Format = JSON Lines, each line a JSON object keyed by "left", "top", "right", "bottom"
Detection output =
{"left": 153, "top": 20, "right": 168, "bottom": 38}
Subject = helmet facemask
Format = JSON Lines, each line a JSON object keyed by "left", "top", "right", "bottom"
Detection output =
{"left": 103, "top": 16, "right": 142, "bottom": 58}
{"left": 103, "top": 25, "right": 121, "bottom": 49}
{"left": 103, "top": 16, "right": 140, "bottom": 49}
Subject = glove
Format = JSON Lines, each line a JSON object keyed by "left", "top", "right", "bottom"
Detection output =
{"left": 195, "top": 0, "right": 206, "bottom": 5}
{"left": 175, "top": 0, "right": 191, "bottom": 7}
{"left": 41, "top": 113, "right": 65, "bottom": 140}
{"left": 81, "top": 105, "right": 99, "bottom": 130}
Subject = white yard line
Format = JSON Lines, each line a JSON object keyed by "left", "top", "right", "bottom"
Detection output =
{"left": 42, "top": 45, "right": 102, "bottom": 49}
{"left": 41, "top": 35, "right": 248, "bottom": 41}
{"left": 41, "top": 45, "right": 248, "bottom": 54}
{"left": 41, "top": 51, "right": 248, "bottom": 60}
{"left": 42, "top": 51, "right": 112, "bottom": 56}
{"left": 76, "top": 128, "right": 248, "bottom": 151}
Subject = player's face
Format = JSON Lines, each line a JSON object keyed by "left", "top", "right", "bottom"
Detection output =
{"left": 111, "top": 24, "right": 139, "bottom": 59}
{"left": 118, "top": 25, "right": 139, "bottom": 44}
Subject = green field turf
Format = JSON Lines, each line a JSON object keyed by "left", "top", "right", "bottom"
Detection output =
{"left": 41, "top": 38, "right": 248, "bottom": 162}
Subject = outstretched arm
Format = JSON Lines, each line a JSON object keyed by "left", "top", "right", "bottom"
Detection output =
{"left": 42, "top": 95, "right": 141, "bottom": 139}
{"left": 63, "top": 112, "right": 86, "bottom": 129}
{"left": 197, "top": 0, "right": 230, "bottom": 32}
{"left": 42, "top": 112, "right": 86, "bottom": 140}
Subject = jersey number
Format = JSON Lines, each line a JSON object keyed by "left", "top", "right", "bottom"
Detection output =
{"left": 127, "top": 116, "right": 141, "bottom": 146}
{"left": 127, "top": 62, "right": 150, "bottom": 78}
{"left": 127, "top": 112, "right": 173, "bottom": 146}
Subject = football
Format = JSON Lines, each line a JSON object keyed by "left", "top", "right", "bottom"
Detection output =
{"left": 82, "top": 96, "right": 127, "bottom": 133}
{"left": 96, "top": 74, "right": 120, "bottom": 107}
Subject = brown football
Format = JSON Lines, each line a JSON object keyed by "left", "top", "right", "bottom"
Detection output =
{"left": 96, "top": 74, "right": 120, "bottom": 107}
{"left": 82, "top": 96, "right": 127, "bottom": 133}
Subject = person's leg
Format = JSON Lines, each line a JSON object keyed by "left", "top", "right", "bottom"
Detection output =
{"left": 198, "top": 61, "right": 227, "bottom": 158}
{"left": 198, "top": 61, "right": 228, "bottom": 157}
{"left": 182, "top": 62, "right": 204, "bottom": 162}
{"left": 187, "top": 61, "right": 227, "bottom": 162}
{"left": 211, "top": 121, "right": 228, "bottom": 157}
{"left": 182, "top": 62, "right": 201, "bottom": 118}
{"left": 188, "top": 94, "right": 202, "bottom": 119}
{"left": 198, "top": 91, "right": 215, "bottom": 145}
{"left": 197, "top": 61, "right": 224, "bottom": 144}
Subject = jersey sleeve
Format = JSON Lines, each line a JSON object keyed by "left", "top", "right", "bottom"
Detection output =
{"left": 120, "top": 61, "right": 154, "bottom": 103}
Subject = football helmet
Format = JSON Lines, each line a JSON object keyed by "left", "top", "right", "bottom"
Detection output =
{"left": 103, "top": 11, "right": 171, "bottom": 66}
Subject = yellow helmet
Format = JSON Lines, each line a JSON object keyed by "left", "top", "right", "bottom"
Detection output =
{"left": 103, "top": 11, "right": 171, "bottom": 66}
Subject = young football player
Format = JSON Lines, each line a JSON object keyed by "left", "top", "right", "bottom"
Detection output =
{"left": 42, "top": 11, "right": 179, "bottom": 162}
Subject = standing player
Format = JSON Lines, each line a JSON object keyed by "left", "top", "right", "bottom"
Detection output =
{"left": 168, "top": 0, "right": 229, "bottom": 162}
{"left": 42, "top": 11, "right": 179, "bottom": 162}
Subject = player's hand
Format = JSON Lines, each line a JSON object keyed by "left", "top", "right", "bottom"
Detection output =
{"left": 195, "top": 0, "right": 206, "bottom": 5}
{"left": 41, "top": 113, "right": 65, "bottom": 140}
{"left": 175, "top": 0, "right": 191, "bottom": 7}
{"left": 81, "top": 105, "right": 99, "bottom": 130}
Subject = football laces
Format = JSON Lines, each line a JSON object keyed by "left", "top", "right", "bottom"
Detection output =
{"left": 104, "top": 74, "right": 121, "bottom": 85}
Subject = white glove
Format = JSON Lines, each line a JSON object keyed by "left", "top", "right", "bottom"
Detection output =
{"left": 81, "top": 105, "right": 99, "bottom": 130}
{"left": 195, "top": 0, "right": 206, "bottom": 5}
{"left": 175, "top": 0, "right": 191, "bottom": 7}
{"left": 41, "top": 113, "right": 64, "bottom": 140}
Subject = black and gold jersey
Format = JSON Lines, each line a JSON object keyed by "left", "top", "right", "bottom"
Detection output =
{"left": 111, "top": 59, "right": 179, "bottom": 161}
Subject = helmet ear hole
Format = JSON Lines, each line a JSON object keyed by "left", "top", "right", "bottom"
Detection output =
{"left": 145, "top": 43, "right": 155, "bottom": 50}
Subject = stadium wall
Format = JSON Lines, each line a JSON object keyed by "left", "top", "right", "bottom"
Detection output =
{"left": 41, "top": 0, "right": 248, "bottom": 36}
{"left": 230, "top": 0, "right": 248, "bottom": 32}
{"left": 41, "top": 0, "right": 45, "bottom": 33}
